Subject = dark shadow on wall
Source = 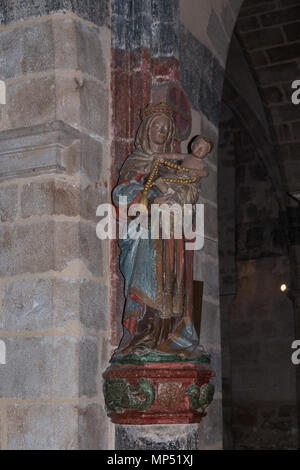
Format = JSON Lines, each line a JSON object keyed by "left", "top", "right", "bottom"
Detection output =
{"left": 218, "top": 26, "right": 299, "bottom": 449}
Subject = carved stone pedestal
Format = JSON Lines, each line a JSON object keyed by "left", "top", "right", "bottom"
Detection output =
{"left": 103, "top": 362, "right": 215, "bottom": 425}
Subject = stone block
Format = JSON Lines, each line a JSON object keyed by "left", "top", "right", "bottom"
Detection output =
{"left": 0, "top": 219, "right": 83, "bottom": 277}
{"left": 76, "top": 20, "right": 106, "bottom": 82}
{"left": 55, "top": 75, "right": 81, "bottom": 129}
{"left": 53, "top": 335, "right": 78, "bottom": 399}
{"left": 52, "top": 16, "right": 77, "bottom": 71}
{"left": 78, "top": 403, "right": 108, "bottom": 450}
{"left": 2, "top": 278, "right": 53, "bottom": 331}
{"left": 80, "top": 280, "right": 108, "bottom": 332}
{"left": 250, "top": 51, "right": 269, "bottom": 67}
{"left": 261, "top": 5, "right": 300, "bottom": 27}
{"left": 5, "top": 75, "right": 56, "bottom": 129}
{"left": 0, "top": 20, "right": 54, "bottom": 80}
{"left": 1, "top": 278, "right": 81, "bottom": 332}
{"left": 79, "top": 133, "right": 103, "bottom": 183}
{"left": 0, "top": 184, "right": 18, "bottom": 222}
{"left": 54, "top": 220, "right": 79, "bottom": 271}
{"left": 0, "top": 337, "right": 52, "bottom": 398}
{"left": 80, "top": 79, "right": 109, "bottom": 138}
{"left": 0, "top": 220, "right": 54, "bottom": 277}
{"left": 79, "top": 220, "right": 104, "bottom": 277}
{"left": 267, "top": 43, "right": 300, "bottom": 64}
{"left": 241, "top": 28, "right": 284, "bottom": 51}
{"left": 7, "top": 403, "right": 78, "bottom": 450}
{"left": 237, "top": 16, "right": 260, "bottom": 32}
{"left": 21, "top": 180, "right": 80, "bottom": 218}
{"left": 79, "top": 335, "right": 98, "bottom": 397}
{"left": 80, "top": 182, "right": 109, "bottom": 221}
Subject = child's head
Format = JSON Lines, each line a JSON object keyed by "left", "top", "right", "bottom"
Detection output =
{"left": 190, "top": 135, "right": 213, "bottom": 159}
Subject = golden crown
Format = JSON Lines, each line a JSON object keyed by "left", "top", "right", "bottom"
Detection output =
{"left": 141, "top": 102, "right": 173, "bottom": 120}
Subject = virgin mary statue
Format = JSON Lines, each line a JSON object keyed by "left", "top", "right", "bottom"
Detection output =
{"left": 112, "top": 103, "right": 207, "bottom": 363}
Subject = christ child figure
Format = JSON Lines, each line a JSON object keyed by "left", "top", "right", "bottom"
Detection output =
{"left": 153, "top": 135, "right": 213, "bottom": 202}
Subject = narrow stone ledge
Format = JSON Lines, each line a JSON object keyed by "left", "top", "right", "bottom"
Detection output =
{"left": 0, "top": 121, "right": 103, "bottom": 182}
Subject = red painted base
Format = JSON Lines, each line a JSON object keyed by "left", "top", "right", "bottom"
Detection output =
{"left": 103, "top": 362, "right": 215, "bottom": 425}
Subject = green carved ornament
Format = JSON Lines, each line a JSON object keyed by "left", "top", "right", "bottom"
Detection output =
{"left": 103, "top": 378, "right": 156, "bottom": 412}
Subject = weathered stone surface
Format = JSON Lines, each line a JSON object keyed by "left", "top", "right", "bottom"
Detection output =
{"left": 0, "top": 220, "right": 83, "bottom": 277}
{"left": 80, "top": 79, "right": 109, "bottom": 138}
{"left": 179, "top": 23, "right": 224, "bottom": 127}
{"left": 7, "top": 403, "right": 78, "bottom": 450}
{"left": 79, "top": 133, "right": 103, "bottom": 183}
{"left": 21, "top": 180, "right": 80, "bottom": 218}
{"left": 2, "top": 278, "right": 53, "bottom": 331}
{"left": 0, "top": 20, "right": 54, "bottom": 80}
{"left": 53, "top": 335, "right": 78, "bottom": 398}
{"left": 0, "top": 185, "right": 18, "bottom": 222}
{"left": 5, "top": 75, "right": 56, "bottom": 129}
{"left": 55, "top": 75, "right": 81, "bottom": 129}
{"left": 52, "top": 16, "right": 77, "bottom": 70}
{"left": 80, "top": 280, "right": 108, "bottom": 332}
{"left": 1, "top": 271, "right": 107, "bottom": 341}
{"left": 79, "top": 336, "right": 98, "bottom": 397}
{"left": 0, "top": 337, "right": 52, "bottom": 398}
{"left": 0, "top": 0, "right": 110, "bottom": 27}
{"left": 80, "top": 183, "right": 109, "bottom": 221}
{"left": 76, "top": 20, "right": 106, "bottom": 82}
{"left": 0, "top": 221, "right": 54, "bottom": 277}
{"left": 54, "top": 220, "right": 79, "bottom": 271}
{"left": 78, "top": 403, "right": 108, "bottom": 450}
{"left": 115, "top": 424, "right": 201, "bottom": 450}
{"left": 1, "top": 278, "right": 92, "bottom": 332}
{"left": 79, "top": 220, "right": 104, "bottom": 277}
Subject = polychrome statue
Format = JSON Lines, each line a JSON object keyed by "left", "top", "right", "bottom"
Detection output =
{"left": 111, "top": 103, "right": 212, "bottom": 363}
{"left": 103, "top": 102, "right": 215, "bottom": 424}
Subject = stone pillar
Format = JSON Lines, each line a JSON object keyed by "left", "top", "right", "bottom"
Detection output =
{"left": 115, "top": 424, "right": 201, "bottom": 450}
{"left": 0, "top": 5, "right": 113, "bottom": 450}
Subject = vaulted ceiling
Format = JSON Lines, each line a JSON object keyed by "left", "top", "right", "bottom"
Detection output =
{"left": 236, "top": 0, "right": 300, "bottom": 198}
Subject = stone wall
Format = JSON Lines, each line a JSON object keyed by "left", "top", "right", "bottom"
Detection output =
{"left": 0, "top": 7, "right": 113, "bottom": 449}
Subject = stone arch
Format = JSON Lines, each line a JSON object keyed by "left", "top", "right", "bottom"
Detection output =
{"left": 218, "top": 0, "right": 300, "bottom": 450}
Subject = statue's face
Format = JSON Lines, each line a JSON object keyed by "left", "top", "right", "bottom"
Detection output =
{"left": 192, "top": 139, "right": 211, "bottom": 159}
{"left": 149, "top": 115, "right": 170, "bottom": 147}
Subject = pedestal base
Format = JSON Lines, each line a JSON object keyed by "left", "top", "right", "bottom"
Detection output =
{"left": 103, "top": 362, "right": 215, "bottom": 425}
{"left": 115, "top": 424, "right": 201, "bottom": 450}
